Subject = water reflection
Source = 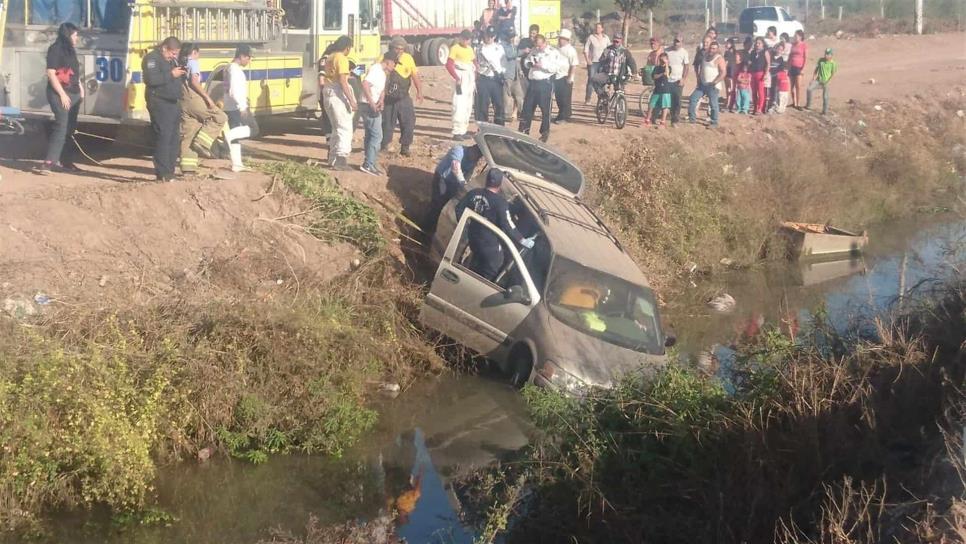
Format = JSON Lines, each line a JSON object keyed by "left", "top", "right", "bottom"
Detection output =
{"left": 37, "top": 376, "right": 531, "bottom": 544}
{"left": 668, "top": 218, "right": 965, "bottom": 371}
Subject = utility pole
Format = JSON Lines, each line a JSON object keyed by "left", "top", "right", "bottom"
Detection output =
{"left": 648, "top": 9, "right": 653, "bottom": 38}
{"left": 838, "top": 6, "right": 842, "bottom": 20}
{"left": 880, "top": 0, "right": 884, "bottom": 18}
{"left": 915, "top": 0, "right": 923, "bottom": 33}
{"left": 721, "top": 0, "right": 726, "bottom": 24}
{"left": 805, "top": 0, "right": 809, "bottom": 23}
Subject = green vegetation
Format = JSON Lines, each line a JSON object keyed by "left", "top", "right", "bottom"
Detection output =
{"left": 590, "top": 99, "right": 965, "bottom": 288}
{"left": 260, "top": 161, "right": 384, "bottom": 255}
{"left": 475, "top": 283, "right": 964, "bottom": 543}
{"left": 0, "top": 164, "right": 440, "bottom": 534}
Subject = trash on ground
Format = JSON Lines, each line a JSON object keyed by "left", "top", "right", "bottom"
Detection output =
{"left": 707, "top": 293, "right": 736, "bottom": 314}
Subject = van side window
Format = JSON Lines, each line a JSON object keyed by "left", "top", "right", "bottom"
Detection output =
{"left": 453, "top": 217, "right": 526, "bottom": 291}
{"left": 779, "top": 7, "right": 794, "bottom": 20}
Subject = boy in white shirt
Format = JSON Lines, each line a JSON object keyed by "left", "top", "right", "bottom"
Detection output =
{"left": 223, "top": 45, "right": 253, "bottom": 172}
{"left": 359, "top": 51, "right": 398, "bottom": 176}
{"left": 553, "top": 28, "right": 580, "bottom": 123}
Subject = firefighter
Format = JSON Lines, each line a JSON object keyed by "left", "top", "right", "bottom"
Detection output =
{"left": 454, "top": 168, "right": 535, "bottom": 280}
{"left": 142, "top": 36, "right": 186, "bottom": 182}
{"left": 178, "top": 42, "right": 227, "bottom": 175}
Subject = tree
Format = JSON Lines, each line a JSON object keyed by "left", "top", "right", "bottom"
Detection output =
{"left": 614, "top": 0, "right": 663, "bottom": 45}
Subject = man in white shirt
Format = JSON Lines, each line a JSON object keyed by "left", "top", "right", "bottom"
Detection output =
{"left": 359, "top": 51, "right": 397, "bottom": 176}
{"left": 223, "top": 45, "right": 253, "bottom": 172}
{"left": 582, "top": 22, "right": 609, "bottom": 104}
{"left": 518, "top": 34, "right": 560, "bottom": 142}
{"left": 552, "top": 28, "right": 579, "bottom": 124}
{"left": 476, "top": 28, "right": 507, "bottom": 125}
{"left": 664, "top": 36, "right": 690, "bottom": 125}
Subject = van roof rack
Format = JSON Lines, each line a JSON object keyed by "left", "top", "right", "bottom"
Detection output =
{"left": 508, "top": 175, "right": 624, "bottom": 252}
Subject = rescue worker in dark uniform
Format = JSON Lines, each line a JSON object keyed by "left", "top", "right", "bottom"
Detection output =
{"left": 142, "top": 36, "right": 186, "bottom": 182}
{"left": 455, "top": 168, "right": 535, "bottom": 281}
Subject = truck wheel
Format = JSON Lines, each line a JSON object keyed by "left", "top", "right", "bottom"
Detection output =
{"left": 430, "top": 38, "right": 451, "bottom": 66}
{"left": 419, "top": 38, "right": 436, "bottom": 66}
{"left": 508, "top": 347, "right": 534, "bottom": 389}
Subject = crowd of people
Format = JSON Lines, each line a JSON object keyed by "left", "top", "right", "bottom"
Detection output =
{"left": 643, "top": 26, "right": 837, "bottom": 128}
{"left": 32, "top": 9, "right": 839, "bottom": 182}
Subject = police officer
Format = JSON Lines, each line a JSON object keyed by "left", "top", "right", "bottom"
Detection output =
{"left": 143, "top": 36, "right": 186, "bottom": 182}
{"left": 455, "top": 168, "right": 535, "bottom": 281}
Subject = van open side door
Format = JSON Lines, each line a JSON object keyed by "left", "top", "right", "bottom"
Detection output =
{"left": 419, "top": 210, "right": 541, "bottom": 360}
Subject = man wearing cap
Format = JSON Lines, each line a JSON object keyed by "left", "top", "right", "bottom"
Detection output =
{"left": 223, "top": 44, "right": 255, "bottom": 172}
{"left": 553, "top": 29, "right": 580, "bottom": 124}
{"left": 583, "top": 22, "right": 610, "bottom": 105}
{"left": 476, "top": 28, "right": 507, "bottom": 125}
{"left": 806, "top": 48, "right": 837, "bottom": 115}
{"left": 664, "top": 36, "right": 690, "bottom": 125}
{"left": 447, "top": 30, "right": 477, "bottom": 140}
{"left": 455, "top": 168, "right": 535, "bottom": 281}
{"left": 382, "top": 36, "right": 422, "bottom": 157}
{"left": 142, "top": 36, "right": 186, "bottom": 182}
{"left": 519, "top": 34, "right": 560, "bottom": 142}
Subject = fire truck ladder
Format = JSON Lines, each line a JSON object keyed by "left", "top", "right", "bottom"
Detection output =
{"left": 152, "top": 2, "right": 282, "bottom": 44}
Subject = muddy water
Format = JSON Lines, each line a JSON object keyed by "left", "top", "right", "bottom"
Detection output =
{"left": 41, "top": 376, "right": 530, "bottom": 544}
{"left": 665, "top": 217, "right": 965, "bottom": 370}
{"left": 34, "top": 218, "right": 964, "bottom": 544}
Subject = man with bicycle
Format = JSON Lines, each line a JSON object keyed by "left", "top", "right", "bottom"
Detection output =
{"left": 592, "top": 34, "right": 638, "bottom": 98}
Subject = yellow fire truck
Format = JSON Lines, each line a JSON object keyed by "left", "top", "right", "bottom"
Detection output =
{"left": 0, "top": 0, "right": 559, "bottom": 124}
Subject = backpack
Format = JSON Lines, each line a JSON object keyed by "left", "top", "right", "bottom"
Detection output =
{"left": 384, "top": 70, "right": 411, "bottom": 103}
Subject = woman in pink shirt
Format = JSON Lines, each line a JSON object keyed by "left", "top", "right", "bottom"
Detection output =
{"left": 788, "top": 30, "right": 808, "bottom": 109}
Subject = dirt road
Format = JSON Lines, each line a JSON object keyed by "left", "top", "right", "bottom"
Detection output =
{"left": 0, "top": 32, "right": 963, "bottom": 303}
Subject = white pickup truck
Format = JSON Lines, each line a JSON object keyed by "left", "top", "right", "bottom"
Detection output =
{"left": 738, "top": 6, "right": 804, "bottom": 38}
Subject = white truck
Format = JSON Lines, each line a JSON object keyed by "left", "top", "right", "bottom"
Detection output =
{"left": 383, "top": 0, "right": 562, "bottom": 65}
{"left": 738, "top": 6, "right": 804, "bottom": 38}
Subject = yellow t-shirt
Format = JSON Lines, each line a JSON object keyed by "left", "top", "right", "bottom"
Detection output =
{"left": 325, "top": 51, "right": 350, "bottom": 80}
{"left": 448, "top": 43, "right": 476, "bottom": 64}
{"left": 395, "top": 52, "right": 418, "bottom": 79}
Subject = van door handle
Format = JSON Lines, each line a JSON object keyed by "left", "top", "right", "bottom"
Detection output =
{"left": 441, "top": 269, "right": 460, "bottom": 283}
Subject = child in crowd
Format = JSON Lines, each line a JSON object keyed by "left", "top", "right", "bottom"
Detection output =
{"left": 735, "top": 62, "right": 752, "bottom": 114}
{"left": 773, "top": 64, "right": 790, "bottom": 113}
{"left": 643, "top": 52, "right": 672, "bottom": 128}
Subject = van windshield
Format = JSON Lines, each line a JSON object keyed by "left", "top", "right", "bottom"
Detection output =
{"left": 546, "top": 258, "right": 664, "bottom": 355}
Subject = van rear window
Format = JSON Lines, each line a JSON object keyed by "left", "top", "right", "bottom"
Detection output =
{"left": 483, "top": 134, "right": 583, "bottom": 195}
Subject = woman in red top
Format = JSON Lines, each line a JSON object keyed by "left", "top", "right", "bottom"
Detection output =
{"left": 748, "top": 37, "right": 770, "bottom": 115}
{"left": 788, "top": 30, "right": 808, "bottom": 109}
{"left": 37, "top": 22, "right": 84, "bottom": 175}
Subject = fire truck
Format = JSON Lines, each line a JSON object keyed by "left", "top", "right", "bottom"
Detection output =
{"left": 0, "top": 0, "right": 559, "bottom": 124}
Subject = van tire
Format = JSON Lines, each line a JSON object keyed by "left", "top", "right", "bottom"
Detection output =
{"left": 508, "top": 346, "right": 534, "bottom": 389}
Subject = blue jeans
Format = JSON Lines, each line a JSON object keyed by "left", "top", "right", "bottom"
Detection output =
{"left": 688, "top": 83, "right": 720, "bottom": 125}
{"left": 585, "top": 62, "right": 600, "bottom": 102}
{"left": 806, "top": 80, "right": 830, "bottom": 114}
{"left": 360, "top": 104, "right": 382, "bottom": 168}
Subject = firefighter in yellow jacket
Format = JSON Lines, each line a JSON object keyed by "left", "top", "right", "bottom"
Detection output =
{"left": 178, "top": 43, "right": 227, "bottom": 173}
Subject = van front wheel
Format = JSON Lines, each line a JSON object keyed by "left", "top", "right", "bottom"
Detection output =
{"left": 508, "top": 347, "right": 533, "bottom": 389}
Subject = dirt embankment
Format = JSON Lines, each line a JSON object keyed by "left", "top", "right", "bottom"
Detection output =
{"left": 0, "top": 173, "right": 357, "bottom": 309}
{"left": 1, "top": 33, "right": 963, "bottom": 305}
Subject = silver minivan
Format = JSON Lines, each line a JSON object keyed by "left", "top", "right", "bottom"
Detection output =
{"left": 419, "top": 124, "right": 673, "bottom": 393}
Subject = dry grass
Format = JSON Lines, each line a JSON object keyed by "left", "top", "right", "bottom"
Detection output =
{"left": 589, "top": 97, "right": 965, "bottom": 290}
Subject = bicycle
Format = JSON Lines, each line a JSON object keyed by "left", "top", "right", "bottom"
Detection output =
{"left": 595, "top": 78, "right": 628, "bottom": 129}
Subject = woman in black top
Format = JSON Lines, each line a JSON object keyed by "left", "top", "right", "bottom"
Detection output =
{"left": 38, "top": 22, "right": 84, "bottom": 175}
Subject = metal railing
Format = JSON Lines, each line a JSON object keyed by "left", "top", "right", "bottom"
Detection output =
{"left": 153, "top": 3, "right": 282, "bottom": 44}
